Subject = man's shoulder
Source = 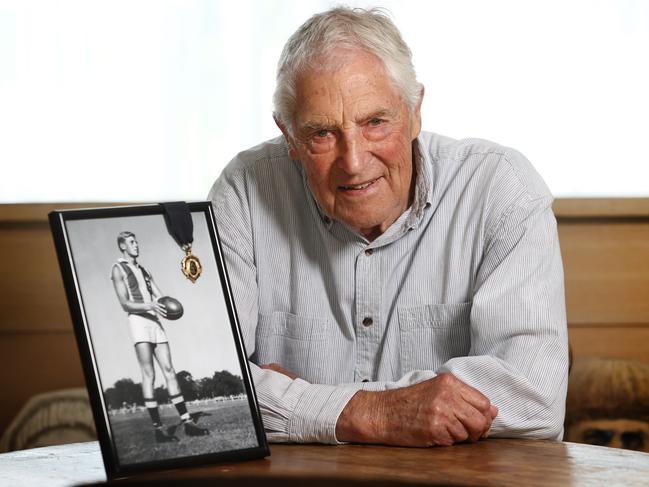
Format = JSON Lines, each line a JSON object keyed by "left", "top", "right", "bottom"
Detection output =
{"left": 209, "top": 136, "right": 298, "bottom": 199}
{"left": 208, "top": 136, "right": 306, "bottom": 223}
{"left": 110, "top": 259, "right": 127, "bottom": 280}
{"left": 223, "top": 136, "right": 292, "bottom": 174}
{"left": 421, "top": 131, "right": 524, "bottom": 166}
{"left": 420, "top": 131, "right": 552, "bottom": 201}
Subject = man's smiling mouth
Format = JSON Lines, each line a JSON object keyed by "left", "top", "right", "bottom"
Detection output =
{"left": 339, "top": 178, "right": 378, "bottom": 190}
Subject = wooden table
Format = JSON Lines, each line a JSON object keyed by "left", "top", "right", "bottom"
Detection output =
{"left": 1, "top": 439, "right": 648, "bottom": 486}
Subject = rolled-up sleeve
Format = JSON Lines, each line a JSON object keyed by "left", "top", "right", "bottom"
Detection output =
{"left": 438, "top": 163, "right": 569, "bottom": 440}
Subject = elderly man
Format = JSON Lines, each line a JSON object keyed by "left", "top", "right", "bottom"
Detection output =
{"left": 209, "top": 7, "right": 568, "bottom": 447}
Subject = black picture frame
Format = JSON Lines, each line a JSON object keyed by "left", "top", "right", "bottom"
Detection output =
{"left": 49, "top": 202, "right": 268, "bottom": 480}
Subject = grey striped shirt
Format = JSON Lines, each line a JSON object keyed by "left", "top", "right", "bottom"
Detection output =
{"left": 208, "top": 131, "right": 569, "bottom": 444}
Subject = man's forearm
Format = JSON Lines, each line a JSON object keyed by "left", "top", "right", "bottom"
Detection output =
{"left": 259, "top": 364, "right": 497, "bottom": 447}
{"left": 336, "top": 374, "right": 496, "bottom": 447}
{"left": 120, "top": 300, "right": 154, "bottom": 314}
{"left": 335, "top": 390, "right": 382, "bottom": 443}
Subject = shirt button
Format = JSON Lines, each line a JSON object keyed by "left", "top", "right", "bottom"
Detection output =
{"left": 362, "top": 317, "right": 373, "bottom": 327}
{"left": 364, "top": 248, "right": 373, "bottom": 256}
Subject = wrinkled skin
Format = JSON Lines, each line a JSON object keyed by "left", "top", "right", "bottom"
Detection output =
{"left": 277, "top": 49, "right": 421, "bottom": 241}
{"left": 336, "top": 373, "right": 498, "bottom": 446}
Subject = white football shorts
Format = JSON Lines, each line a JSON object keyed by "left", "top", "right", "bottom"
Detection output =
{"left": 128, "top": 314, "right": 168, "bottom": 345}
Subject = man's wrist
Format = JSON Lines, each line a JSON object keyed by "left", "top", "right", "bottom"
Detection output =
{"left": 335, "top": 389, "right": 386, "bottom": 443}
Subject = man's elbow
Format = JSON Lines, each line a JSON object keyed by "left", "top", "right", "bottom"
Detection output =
{"left": 491, "top": 412, "right": 565, "bottom": 440}
{"left": 491, "top": 390, "right": 567, "bottom": 441}
{"left": 118, "top": 300, "right": 131, "bottom": 313}
{"left": 516, "top": 409, "right": 565, "bottom": 440}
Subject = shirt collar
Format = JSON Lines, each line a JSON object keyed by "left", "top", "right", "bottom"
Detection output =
{"left": 405, "top": 137, "right": 434, "bottom": 230}
{"left": 294, "top": 159, "right": 334, "bottom": 231}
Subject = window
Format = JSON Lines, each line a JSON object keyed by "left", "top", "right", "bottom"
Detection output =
{"left": 1, "top": 0, "right": 647, "bottom": 202}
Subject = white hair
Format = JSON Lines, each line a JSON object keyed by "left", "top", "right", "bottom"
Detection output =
{"left": 273, "top": 6, "right": 423, "bottom": 132}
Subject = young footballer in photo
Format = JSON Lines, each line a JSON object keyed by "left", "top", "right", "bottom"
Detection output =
{"left": 111, "top": 231, "right": 209, "bottom": 442}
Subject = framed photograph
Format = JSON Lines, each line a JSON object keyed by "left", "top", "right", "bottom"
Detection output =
{"left": 49, "top": 202, "right": 268, "bottom": 479}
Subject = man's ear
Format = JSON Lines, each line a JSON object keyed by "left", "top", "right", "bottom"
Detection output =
{"left": 410, "top": 85, "right": 424, "bottom": 140}
{"left": 274, "top": 115, "right": 299, "bottom": 160}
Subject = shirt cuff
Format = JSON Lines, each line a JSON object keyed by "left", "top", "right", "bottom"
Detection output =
{"left": 288, "top": 382, "right": 360, "bottom": 444}
{"left": 251, "top": 364, "right": 360, "bottom": 444}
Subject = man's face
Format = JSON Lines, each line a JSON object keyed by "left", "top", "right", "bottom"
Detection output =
{"left": 281, "top": 49, "right": 422, "bottom": 240}
{"left": 120, "top": 235, "right": 139, "bottom": 258}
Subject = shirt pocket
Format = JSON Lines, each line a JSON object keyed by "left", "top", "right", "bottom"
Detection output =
{"left": 398, "top": 302, "right": 472, "bottom": 374}
{"left": 254, "top": 311, "right": 332, "bottom": 384}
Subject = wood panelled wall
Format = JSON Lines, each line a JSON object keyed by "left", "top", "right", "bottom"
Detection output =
{"left": 1, "top": 200, "right": 648, "bottom": 436}
{"left": 555, "top": 199, "right": 649, "bottom": 365}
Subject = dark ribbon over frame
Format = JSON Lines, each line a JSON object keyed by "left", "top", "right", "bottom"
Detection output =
{"left": 160, "top": 201, "right": 194, "bottom": 248}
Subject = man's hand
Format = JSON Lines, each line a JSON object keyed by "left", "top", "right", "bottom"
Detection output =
{"left": 336, "top": 373, "right": 498, "bottom": 447}
{"left": 151, "top": 299, "right": 167, "bottom": 318}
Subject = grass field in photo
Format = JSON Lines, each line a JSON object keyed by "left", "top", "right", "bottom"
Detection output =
{"left": 109, "top": 398, "right": 258, "bottom": 465}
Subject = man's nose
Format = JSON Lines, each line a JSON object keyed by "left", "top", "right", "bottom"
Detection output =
{"left": 336, "top": 129, "right": 369, "bottom": 175}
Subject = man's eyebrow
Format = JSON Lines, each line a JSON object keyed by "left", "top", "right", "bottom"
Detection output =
{"left": 298, "top": 108, "right": 398, "bottom": 132}
{"left": 299, "top": 121, "right": 338, "bottom": 132}
{"left": 357, "top": 108, "right": 397, "bottom": 122}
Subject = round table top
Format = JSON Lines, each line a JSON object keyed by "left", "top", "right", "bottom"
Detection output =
{"left": 1, "top": 438, "right": 649, "bottom": 486}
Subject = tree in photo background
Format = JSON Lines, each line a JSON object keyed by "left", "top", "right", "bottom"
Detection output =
{"left": 104, "top": 370, "right": 245, "bottom": 410}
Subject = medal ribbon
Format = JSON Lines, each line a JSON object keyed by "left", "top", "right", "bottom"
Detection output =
{"left": 160, "top": 202, "right": 194, "bottom": 248}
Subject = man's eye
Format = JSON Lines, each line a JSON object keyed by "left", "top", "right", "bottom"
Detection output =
{"left": 316, "top": 130, "right": 330, "bottom": 138}
{"left": 369, "top": 118, "right": 383, "bottom": 126}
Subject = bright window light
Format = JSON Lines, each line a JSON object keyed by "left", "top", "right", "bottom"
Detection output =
{"left": 1, "top": 0, "right": 647, "bottom": 202}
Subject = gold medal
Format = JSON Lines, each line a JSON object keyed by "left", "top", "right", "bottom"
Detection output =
{"left": 181, "top": 244, "right": 202, "bottom": 283}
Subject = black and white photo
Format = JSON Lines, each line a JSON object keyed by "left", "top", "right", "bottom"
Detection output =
{"left": 49, "top": 203, "right": 268, "bottom": 479}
